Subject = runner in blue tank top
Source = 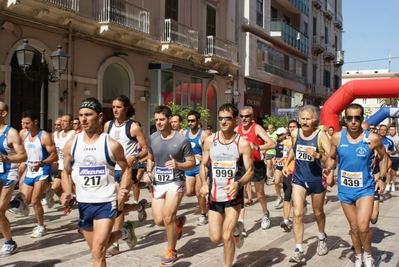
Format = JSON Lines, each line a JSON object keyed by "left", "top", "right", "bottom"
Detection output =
{"left": 324, "top": 103, "right": 389, "bottom": 267}
{"left": 282, "top": 105, "right": 332, "bottom": 262}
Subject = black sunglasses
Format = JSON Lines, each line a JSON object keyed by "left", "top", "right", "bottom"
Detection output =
{"left": 240, "top": 114, "right": 252, "bottom": 118}
{"left": 187, "top": 119, "right": 196, "bottom": 123}
{"left": 54, "top": 124, "right": 61, "bottom": 126}
{"left": 218, "top": 116, "right": 233, "bottom": 121}
{"left": 346, "top": 115, "right": 362, "bottom": 122}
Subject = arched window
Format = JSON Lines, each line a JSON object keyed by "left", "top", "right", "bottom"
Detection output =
{"left": 102, "top": 63, "right": 130, "bottom": 104}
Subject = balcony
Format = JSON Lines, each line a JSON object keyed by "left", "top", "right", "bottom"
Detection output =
{"left": 334, "top": 12, "right": 343, "bottom": 29}
{"left": 312, "top": 36, "right": 324, "bottom": 55}
{"left": 96, "top": 0, "right": 150, "bottom": 34}
{"left": 324, "top": 2, "right": 334, "bottom": 20}
{"left": 335, "top": 50, "right": 344, "bottom": 66}
{"left": 323, "top": 43, "right": 335, "bottom": 61}
{"left": 159, "top": 19, "right": 198, "bottom": 51}
{"left": 204, "top": 36, "right": 233, "bottom": 61}
{"left": 261, "top": 63, "right": 306, "bottom": 84}
{"left": 41, "top": 0, "right": 79, "bottom": 12}
{"left": 312, "top": 84, "right": 328, "bottom": 97}
{"left": 270, "top": 19, "right": 309, "bottom": 55}
{"left": 312, "top": 0, "right": 323, "bottom": 9}
{"left": 276, "top": 0, "right": 309, "bottom": 16}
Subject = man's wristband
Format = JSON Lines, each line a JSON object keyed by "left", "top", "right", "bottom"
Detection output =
{"left": 235, "top": 180, "right": 243, "bottom": 189}
{"left": 144, "top": 171, "right": 151, "bottom": 175}
{"left": 318, "top": 153, "right": 323, "bottom": 160}
{"left": 39, "top": 160, "right": 45, "bottom": 167}
{"left": 379, "top": 176, "right": 387, "bottom": 182}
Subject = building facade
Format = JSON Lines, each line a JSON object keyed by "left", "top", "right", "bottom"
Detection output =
{"left": 0, "top": 0, "right": 343, "bottom": 133}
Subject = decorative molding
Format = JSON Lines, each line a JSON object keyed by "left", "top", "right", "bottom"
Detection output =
{"left": 32, "top": 8, "right": 49, "bottom": 18}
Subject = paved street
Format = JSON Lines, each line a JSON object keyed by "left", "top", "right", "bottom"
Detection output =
{"left": 2, "top": 182, "right": 399, "bottom": 267}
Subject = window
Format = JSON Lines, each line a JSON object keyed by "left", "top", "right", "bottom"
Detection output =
{"left": 256, "top": 0, "right": 263, "bottom": 27}
{"left": 165, "top": 0, "right": 178, "bottom": 20}
{"left": 335, "top": 35, "right": 338, "bottom": 51}
{"left": 304, "top": 22, "right": 308, "bottom": 36}
{"left": 206, "top": 5, "right": 216, "bottom": 36}
{"left": 334, "top": 75, "right": 340, "bottom": 89}
{"left": 324, "top": 70, "right": 331, "bottom": 87}
{"left": 312, "top": 64, "right": 317, "bottom": 84}
{"left": 324, "top": 26, "right": 329, "bottom": 44}
{"left": 271, "top": 6, "right": 277, "bottom": 19}
{"left": 313, "top": 17, "right": 317, "bottom": 35}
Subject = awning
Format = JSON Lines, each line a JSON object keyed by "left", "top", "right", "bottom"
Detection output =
{"left": 149, "top": 63, "right": 214, "bottom": 79}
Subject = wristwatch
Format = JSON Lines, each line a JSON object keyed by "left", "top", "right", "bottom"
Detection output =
{"left": 39, "top": 161, "right": 45, "bottom": 167}
{"left": 256, "top": 146, "right": 260, "bottom": 151}
{"left": 379, "top": 176, "right": 387, "bottom": 182}
{"left": 235, "top": 180, "right": 243, "bottom": 189}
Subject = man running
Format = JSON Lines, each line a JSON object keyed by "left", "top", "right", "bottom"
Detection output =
{"left": 0, "top": 102, "right": 27, "bottom": 257}
{"left": 61, "top": 98, "right": 136, "bottom": 267}
{"left": 104, "top": 95, "right": 148, "bottom": 257}
{"left": 182, "top": 110, "right": 208, "bottom": 225}
{"left": 142, "top": 105, "right": 195, "bottom": 265}
{"left": 11, "top": 110, "right": 58, "bottom": 238}
{"left": 236, "top": 106, "right": 275, "bottom": 235}
{"left": 282, "top": 105, "right": 331, "bottom": 262}
{"left": 200, "top": 103, "right": 254, "bottom": 267}
{"left": 324, "top": 103, "right": 389, "bottom": 267}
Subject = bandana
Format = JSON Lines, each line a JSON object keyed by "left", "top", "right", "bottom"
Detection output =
{"left": 80, "top": 101, "right": 102, "bottom": 114}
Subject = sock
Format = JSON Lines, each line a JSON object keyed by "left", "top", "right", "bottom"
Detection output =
{"left": 284, "top": 218, "right": 290, "bottom": 223}
{"left": 356, "top": 253, "right": 362, "bottom": 259}
{"left": 263, "top": 210, "right": 269, "bottom": 217}
{"left": 4, "top": 239, "right": 15, "bottom": 245}
{"left": 37, "top": 225, "right": 45, "bottom": 230}
{"left": 10, "top": 199, "right": 20, "bottom": 209}
{"left": 120, "top": 227, "right": 128, "bottom": 240}
{"left": 296, "top": 244, "right": 303, "bottom": 251}
{"left": 113, "top": 241, "right": 119, "bottom": 247}
{"left": 318, "top": 233, "right": 326, "bottom": 240}
{"left": 238, "top": 218, "right": 244, "bottom": 223}
{"left": 364, "top": 251, "right": 372, "bottom": 258}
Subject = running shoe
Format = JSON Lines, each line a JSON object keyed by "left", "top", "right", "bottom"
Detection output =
{"left": 137, "top": 199, "right": 148, "bottom": 222}
{"left": 161, "top": 248, "right": 177, "bottom": 265}
{"left": 31, "top": 226, "right": 47, "bottom": 238}
{"left": 317, "top": 233, "right": 328, "bottom": 256}
{"left": 123, "top": 221, "right": 137, "bottom": 249}
{"left": 197, "top": 214, "right": 208, "bottom": 226}
{"left": 261, "top": 211, "right": 271, "bottom": 229}
{"left": 233, "top": 221, "right": 244, "bottom": 248}
{"left": 289, "top": 248, "right": 305, "bottom": 262}
{"left": 241, "top": 228, "right": 248, "bottom": 238}
{"left": 63, "top": 197, "right": 77, "bottom": 215}
{"left": 280, "top": 220, "right": 293, "bottom": 232}
{"left": 177, "top": 215, "right": 186, "bottom": 240}
{"left": 274, "top": 197, "right": 283, "bottom": 209}
{"left": 353, "top": 256, "right": 363, "bottom": 267}
{"left": 0, "top": 243, "right": 18, "bottom": 257}
{"left": 245, "top": 199, "right": 253, "bottom": 207}
{"left": 45, "top": 188, "right": 55, "bottom": 209}
{"left": 362, "top": 254, "right": 375, "bottom": 267}
{"left": 10, "top": 193, "right": 29, "bottom": 216}
{"left": 105, "top": 243, "right": 119, "bottom": 258}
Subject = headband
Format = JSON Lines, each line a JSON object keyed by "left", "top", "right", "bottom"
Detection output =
{"left": 80, "top": 101, "right": 102, "bottom": 114}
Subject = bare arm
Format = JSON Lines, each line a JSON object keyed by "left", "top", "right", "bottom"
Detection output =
{"left": 130, "top": 122, "right": 148, "bottom": 164}
{"left": 199, "top": 134, "right": 213, "bottom": 197}
{"left": 0, "top": 128, "right": 27, "bottom": 163}
{"left": 255, "top": 124, "right": 276, "bottom": 151}
{"left": 41, "top": 131, "right": 58, "bottom": 165}
{"left": 60, "top": 139, "right": 73, "bottom": 205}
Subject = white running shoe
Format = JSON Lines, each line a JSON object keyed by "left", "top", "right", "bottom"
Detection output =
{"left": 45, "top": 189, "right": 55, "bottom": 209}
{"left": 0, "top": 243, "right": 18, "bottom": 257}
{"left": 274, "top": 197, "right": 283, "bottom": 209}
{"left": 31, "top": 226, "right": 47, "bottom": 238}
{"left": 261, "top": 211, "right": 271, "bottom": 229}
{"left": 234, "top": 221, "right": 244, "bottom": 248}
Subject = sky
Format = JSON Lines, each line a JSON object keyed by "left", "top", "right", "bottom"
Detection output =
{"left": 342, "top": 0, "right": 399, "bottom": 73}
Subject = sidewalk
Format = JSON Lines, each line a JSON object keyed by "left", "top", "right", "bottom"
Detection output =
{"left": 2, "top": 182, "right": 398, "bottom": 267}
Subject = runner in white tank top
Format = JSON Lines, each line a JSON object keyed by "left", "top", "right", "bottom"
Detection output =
{"left": 60, "top": 98, "right": 136, "bottom": 266}
{"left": 199, "top": 103, "right": 254, "bottom": 267}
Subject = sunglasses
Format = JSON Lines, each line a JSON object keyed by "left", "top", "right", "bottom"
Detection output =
{"left": 54, "top": 124, "right": 61, "bottom": 126}
{"left": 370, "top": 127, "right": 376, "bottom": 130}
{"left": 187, "top": 119, "right": 196, "bottom": 123}
{"left": 240, "top": 114, "right": 252, "bottom": 118}
{"left": 346, "top": 115, "right": 362, "bottom": 122}
{"left": 218, "top": 116, "right": 233, "bottom": 121}
{"left": 73, "top": 123, "right": 79, "bottom": 125}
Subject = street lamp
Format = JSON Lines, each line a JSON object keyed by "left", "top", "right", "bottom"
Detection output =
{"left": 224, "top": 87, "right": 241, "bottom": 106}
{"left": 15, "top": 39, "right": 69, "bottom": 129}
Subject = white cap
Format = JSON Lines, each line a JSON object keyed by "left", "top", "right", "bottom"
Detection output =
{"left": 276, "top": 127, "right": 287, "bottom": 135}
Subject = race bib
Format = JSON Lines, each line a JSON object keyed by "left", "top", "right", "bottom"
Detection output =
{"left": 78, "top": 166, "right": 108, "bottom": 188}
{"left": 295, "top": 145, "right": 316, "bottom": 162}
{"left": 212, "top": 160, "right": 237, "bottom": 179}
{"left": 276, "top": 158, "right": 283, "bottom": 167}
{"left": 340, "top": 170, "right": 363, "bottom": 188}
{"left": 0, "top": 162, "right": 4, "bottom": 174}
{"left": 154, "top": 166, "right": 173, "bottom": 183}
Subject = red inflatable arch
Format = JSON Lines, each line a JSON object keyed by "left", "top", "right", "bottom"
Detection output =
{"left": 320, "top": 78, "right": 399, "bottom": 131}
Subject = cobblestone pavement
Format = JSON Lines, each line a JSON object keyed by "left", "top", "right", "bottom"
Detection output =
{"left": 1, "top": 182, "right": 399, "bottom": 267}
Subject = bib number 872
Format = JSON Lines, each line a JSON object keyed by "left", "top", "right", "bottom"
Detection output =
{"left": 84, "top": 176, "right": 101, "bottom": 186}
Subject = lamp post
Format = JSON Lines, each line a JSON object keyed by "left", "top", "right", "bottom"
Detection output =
{"left": 15, "top": 39, "right": 69, "bottom": 129}
{"left": 224, "top": 87, "right": 241, "bottom": 106}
